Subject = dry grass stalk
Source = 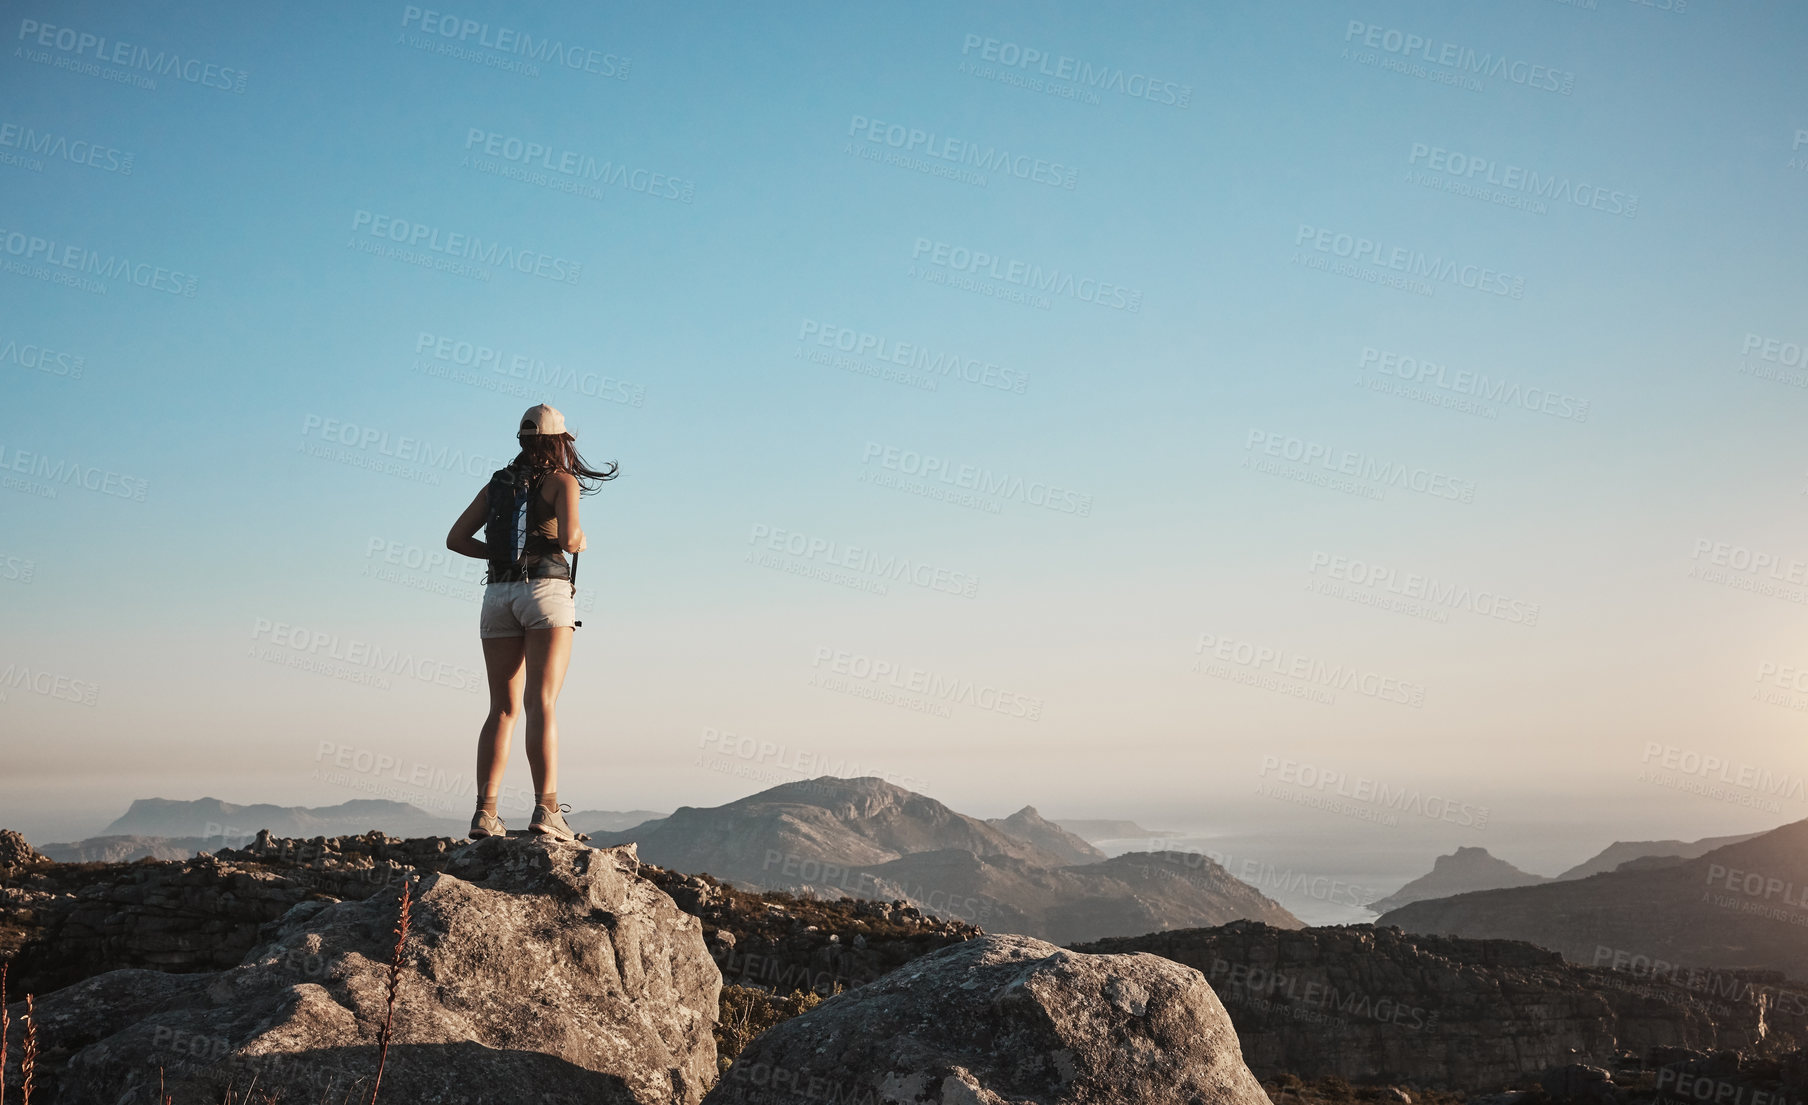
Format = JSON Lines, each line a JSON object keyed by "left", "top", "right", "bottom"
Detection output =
{"left": 18, "top": 994, "right": 33, "bottom": 1105}
{"left": 367, "top": 876, "right": 413, "bottom": 1105}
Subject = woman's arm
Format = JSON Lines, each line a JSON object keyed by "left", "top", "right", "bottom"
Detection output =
{"left": 446, "top": 485, "right": 489, "bottom": 559}
{"left": 552, "top": 471, "right": 587, "bottom": 553}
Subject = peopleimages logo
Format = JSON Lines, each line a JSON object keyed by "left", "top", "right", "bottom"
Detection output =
{"left": 1407, "top": 143, "right": 1636, "bottom": 218}
{"left": 250, "top": 618, "right": 483, "bottom": 694}
{"left": 1308, "top": 552, "right": 1540, "bottom": 626}
{"left": 910, "top": 238, "right": 1142, "bottom": 312}
{"left": 300, "top": 415, "right": 510, "bottom": 478}
{"left": 398, "top": 7, "right": 629, "bottom": 78}
{"left": 1196, "top": 634, "right": 1428, "bottom": 708}
{"left": 1294, "top": 224, "right": 1525, "bottom": 299}
{"left": 0, "top": 120, "right": 134, "bottom": 174}
{"left": 797, "top": 320, "right": 1028, "bottom": 394}
{"left": 1639, "top": 743, "right": 1807, "bottom": 802}
{"left": 1742, "top": 332, "right": 1808, "bottom": 372}
{"left": 1343, "top": 21, "right": 1574, "bottom": 96}
{"left": 462, "top": 129, "right": 692, "bottom": 203}
{"left": 349, "top": 210, "right": 582, "bottom": 285}
{"left": 0, "top": 336, "right": 84, "bottom": 379}
{"left": 0, "top": 663, "right": 100, "bottom": 706}
{"left": 846, "top": 115, "right": 1077, "bottom": 189}
{"left": 0, "top": 225, "right": 198, "bottom": 296}
{"left": 0, "top": 442, "right": 148, "bottom": 501}
{"left": 1257, "top": 755, "right": 1484, "bottom": 826}
{"left": 958, "top": 33, "right": 1192, "bottom": 107}
{"left": 811, "top": 647, "right": 1044, "bottom": 721}
{"left": 1358, "top": 347, "right": 1589, "bottom": 422}
{"left": 1243, "top": 429, "right": 1476, "bottom": 503}
{"left": 413, "top": 330, "right": 644, "bottom": 406}
{"left": 860, "top": 441, "right": 1093, "bottom": 516}
{"left": 15, "top": 18, "right": 249, "bottom": 92}
{"left": 748, "top": 523, "right": 979, "bottom": 598}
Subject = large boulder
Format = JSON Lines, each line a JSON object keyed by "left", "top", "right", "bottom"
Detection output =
{"left": 704, "top": 932, "right": 1270, "bottom": 1105}
{"left": 7, "top": 836, "right": 720, "bottom": 1104}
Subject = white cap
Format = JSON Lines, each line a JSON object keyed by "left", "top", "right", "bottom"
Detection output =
{"left": 518, "top": 403, "right": 571, "bottom": 437}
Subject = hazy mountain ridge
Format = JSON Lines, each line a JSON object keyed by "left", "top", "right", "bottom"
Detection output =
{"left": 54, "top": 797, "right": 664, "bottom": 859}
{"left": 101, "top": 796, "right": 467, "bottom": 839}
{"left": 1053, "top": 818, "right": 1172, "bottom": 842}
{"left": 985, "top": 805, "right": 1106, "bottom": 865}
{"left": 1379, "top": 817, "right": 1808, "bottom": 978}
{"left": 1555, "top": 831, "right": 1763, "bottom": 880}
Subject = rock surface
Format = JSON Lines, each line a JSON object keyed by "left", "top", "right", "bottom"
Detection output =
{"left": 1366, "top": 847, "right": 1549, "bottom": 912}
{"left": 6, "top": 835, "right": 720, "bottom": 1105}
{"left": 704, "top": 932, "right": 1272, "bottom": 1105}
{"left": 1073, "top": 921, "right": 1801, "bottom": 1090}
{"left": 2, "top": 827, "right": 983, "bottom": 1017}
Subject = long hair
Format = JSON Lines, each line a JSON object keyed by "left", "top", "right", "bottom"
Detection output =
{"left": 513, "top": 432, "right": 618, "bottom": 494}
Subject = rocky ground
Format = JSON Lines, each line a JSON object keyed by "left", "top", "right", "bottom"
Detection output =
{"left": 7, "top": 827, "right": 1808, "bottom": 1104}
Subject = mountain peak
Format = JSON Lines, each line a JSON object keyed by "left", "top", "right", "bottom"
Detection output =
{"left": 1369, "top": 847, "right": 1549, "bottom": 912}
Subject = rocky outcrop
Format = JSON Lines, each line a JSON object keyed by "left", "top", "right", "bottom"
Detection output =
{"left": 1367, "top": 847, "right": 1549, "bottom": 912}
{"left": 6, "top": 835, "right": 720, "bottom": 1105}
{"left": 986, "top": 806, "right": 1106, "bottom": 865}
{"left": 1, "top": 830, "right": 455, "bottom": 995}
{"left": 0, "top": 828, "right": 46, "bottom": 873}
{"left": 1073, "top": 921, "right": 1803, "bottom": 1090}
{"left": 705, "top": 932, "right": 1272, "bottom": 1105}
{"left": 37, "top": 835, "right": 222, "bottom": 864}
{"left": 642, "top": 866, "right": 980, "bottom": 996}
{"left": 1379, "top": 818, "right": 1808, "bottom": 979}
{"left": 2, "top": 828, "right": 982, "bottom": 1012}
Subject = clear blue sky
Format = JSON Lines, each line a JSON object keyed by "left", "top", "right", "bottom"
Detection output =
{"left": 3, "top": 0, "right": 1807, "bottom": 879}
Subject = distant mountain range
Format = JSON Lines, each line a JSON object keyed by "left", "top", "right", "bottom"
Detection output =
{"left": 1051, "top": 819, "right": 1172, "bottom": 842}
{"left": 100, "top": 797, "right": 466, "bottom": 841}
{"left": 1379, "top": 818, "right": 1808, "bottom": 977}
{"left": 1552, "top": 831, "right": 1762, "bottom": 880}
{"left": 37, "top": 798, "right": 665, "bottom": 862}
{"left": 1367, "top": 830, "right": 1769, "bottom": 913}
{"left": 590, "top": 776, "right": 1300, "bottom": 943}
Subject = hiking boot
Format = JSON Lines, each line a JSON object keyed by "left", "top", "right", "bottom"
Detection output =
{"left": 530, "top": 802, "right": 583, "bottom": 841}
{"left": 469, "top": 809, "right": 506, "bottom": 839}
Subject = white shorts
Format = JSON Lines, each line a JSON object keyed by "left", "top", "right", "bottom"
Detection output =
{"left": 480, "top": 579, "right": 577, "bottom": 638}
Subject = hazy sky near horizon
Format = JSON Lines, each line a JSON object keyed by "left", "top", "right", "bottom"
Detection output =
{"left": 3, "top": 0, "right": 1807, "bottom": 871}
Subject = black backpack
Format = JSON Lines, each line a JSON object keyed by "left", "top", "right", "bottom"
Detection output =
{"left": 483, "top": 466, "right": 579, "bottom": 603}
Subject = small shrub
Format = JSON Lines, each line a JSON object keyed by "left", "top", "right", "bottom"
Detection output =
{"left": 714, "top": 984, "right": 835, "bottom": 1073}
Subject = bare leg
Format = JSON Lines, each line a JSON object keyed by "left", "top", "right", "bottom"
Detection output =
{"left": 524, "top": 626, "right": 574, "bottom": 801}
{"left": 478, "top": 636, "right": 526, "bottom": 804}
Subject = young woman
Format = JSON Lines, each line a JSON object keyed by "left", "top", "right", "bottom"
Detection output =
{"left": 446, "top": 404, "right": 618, "bottom": 841}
